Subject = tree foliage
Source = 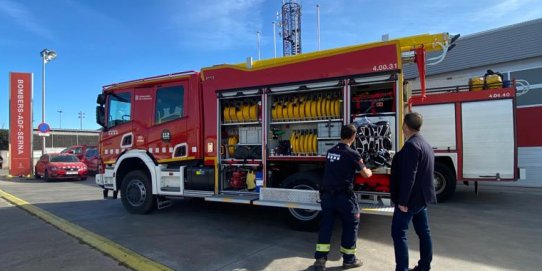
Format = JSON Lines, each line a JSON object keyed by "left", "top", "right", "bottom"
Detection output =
{"left": 0, "top": 129, "right": 8, "bottom": 150}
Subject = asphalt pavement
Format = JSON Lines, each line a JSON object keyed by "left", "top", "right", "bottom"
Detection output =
{"left": 0, "top": 194, "right": 129, "bottom": 271}
{"left": 0, "top": 175, "right": 540, "bottom": 271}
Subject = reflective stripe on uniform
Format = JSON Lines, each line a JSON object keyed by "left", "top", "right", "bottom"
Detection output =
{"left": 316, "top": 244, "right": 331, "bottom": 252}
{"left": 340, "top": 246, "right": 356, "bottom": 255}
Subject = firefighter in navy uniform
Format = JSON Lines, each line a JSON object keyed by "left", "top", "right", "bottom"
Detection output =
{"left": 313, "top": 124, "right": 372, "bottom": 271}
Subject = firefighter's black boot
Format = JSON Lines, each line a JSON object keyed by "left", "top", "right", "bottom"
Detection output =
{"left": 342, "top": 258, "right": 363, "bottom": 269}
{"left": 313, "top": 258, "right": 326, "bottom": 271}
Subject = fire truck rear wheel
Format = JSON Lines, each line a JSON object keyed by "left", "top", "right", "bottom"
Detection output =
{"left": 434, "top": 162, "right": 456, "bottom": 202}
{"left": 121, "top": 170, "right": 155, "bottom": 214}
{"left": 282, "top": 172, "right": 322, "bottom": 232}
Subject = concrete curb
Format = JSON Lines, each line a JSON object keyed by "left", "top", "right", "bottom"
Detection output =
{"left": 0, "top": 189, "right": 173, "bottom": 271}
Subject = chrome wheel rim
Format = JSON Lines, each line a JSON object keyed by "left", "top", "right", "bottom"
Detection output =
{"left": 126, "top": 179, "right": 147, "bottom": 207}
{"left": 434, "top": 171, "right": 446, "bottom": 195}
{"left": 288, "top": 184, "right": 319, "bottom": 221}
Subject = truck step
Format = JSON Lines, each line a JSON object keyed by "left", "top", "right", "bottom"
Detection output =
{"left": 359, "top": 203, "right": 394, "bottom": 216}
{"left": 156, "top": 197, "right": 172, "bottom": 210}
{"left": 253, "top": 200, "right": 321, "bottom": 210}
{"left": 205, "top": 194, "right": 259, "bottom": 204}
{"left": 160, "top": 186, "right": 181, "bottom": 192}
{"left": 253, "top": 200, "right": 393, "bottom": 216}
{"left": 183, "top": 190, "right": 214, "bottom": 198}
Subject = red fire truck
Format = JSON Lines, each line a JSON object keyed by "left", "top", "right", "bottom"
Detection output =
{"left": 94, "top": 32, "right": 519, "bottom": 229}
{"left": 410, "top": 80, "right": 521, "bottom": 200}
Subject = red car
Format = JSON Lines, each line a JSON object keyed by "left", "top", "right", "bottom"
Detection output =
{"left": 34, "top": 153, "right": 88, "bottom": 182}
{"left": 80, "top": 148, "right": 99, "bottom": 174}
{"left": 61, "top": 145, "right": 96, "bottom": 161}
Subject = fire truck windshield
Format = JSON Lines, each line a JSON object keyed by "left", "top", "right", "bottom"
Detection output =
{"left": 108, "top": 92, "right": 132, "bottom": 128}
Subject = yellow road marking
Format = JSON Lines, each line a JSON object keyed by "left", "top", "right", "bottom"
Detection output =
{"left": 0, "top": 189, "right": 173, "bottom": 271}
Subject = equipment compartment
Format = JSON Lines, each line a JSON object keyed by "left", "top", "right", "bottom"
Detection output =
{"left": 270, "top": 90, "right": 342, "bottom": 122}
{"left": 349, "top": 82, "right": 396, "bottom": 164}
{"left": 268, "top": 87, "right": 343, "bottom": 158}
{"left": 351, "top": 83, "right": 395, "bottom": 115}
{"left": 221, "top": 166, "right": 262, "bottom": 192}
{"left": 185, "top": 167, "right": 215, "bottom": 191}
{"left": 222, "top": 99, "right": 261, "bottom": 123}
{"left": 220, "top": 95, "right": 263, "bottom": 161}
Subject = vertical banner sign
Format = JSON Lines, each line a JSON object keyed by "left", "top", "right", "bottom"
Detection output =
{"left": 9, "top": 72, "right": 33, "bottom": 176}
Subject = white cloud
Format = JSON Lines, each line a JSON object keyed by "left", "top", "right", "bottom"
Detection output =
{"left": 167, "top": 0, "right": 265, "bottom": 51}
{"left": 0, "top": 0, "right": 54, "bottom": 40}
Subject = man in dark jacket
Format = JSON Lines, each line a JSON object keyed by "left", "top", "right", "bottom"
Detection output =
{"left": 390, "top": 112, "right": 436, "bottom": 271}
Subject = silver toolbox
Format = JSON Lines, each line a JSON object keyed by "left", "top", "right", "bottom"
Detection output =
{"left": 318, "top": 140, "right": 340, "bottom": 156}
{"left": 317, "top": 121, "right": 341, "bottom": 138}
{"left": 239, "top": 127, "right": 262, "bottom": 144}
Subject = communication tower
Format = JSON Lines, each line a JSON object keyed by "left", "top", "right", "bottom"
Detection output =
{"left": 281, "top": 0, "right": 302, "bottom": 56}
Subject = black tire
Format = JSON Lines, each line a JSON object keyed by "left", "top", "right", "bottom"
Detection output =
{"left": 80, "top": 177, "right": 88, "bottom": 181}
{"left": 281, "top": 171, "right": 322, "bottom": 232}
{"left": 44, "top": 171, "right": 50, "bottom": 182}
{"left": 434, "top": 162, "right": 456, "bottom": 202}
{"left": 120, "top": 170, "right": 155, "bottom": 214}
{"left": 34, "top": 169, "right": 41, "bottom": 179}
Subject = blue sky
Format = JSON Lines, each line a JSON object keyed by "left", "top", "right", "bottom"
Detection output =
{"left": 1, "top": 0, "right": 541, "bottom": 130}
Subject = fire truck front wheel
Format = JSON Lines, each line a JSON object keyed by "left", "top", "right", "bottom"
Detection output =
{"left": 121, "top": 170, "right": 155, "bottom": 214}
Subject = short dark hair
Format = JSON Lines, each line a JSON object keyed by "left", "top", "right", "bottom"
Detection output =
{"left": 341, "top": 124, "right": 357, "bottom": 139}
{"left": 404, "top": 112, "right": 423, "bottom": 131}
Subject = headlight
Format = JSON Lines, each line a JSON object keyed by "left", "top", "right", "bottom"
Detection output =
{"left": 50, "top": 166, "right": 59, "bottom": 171}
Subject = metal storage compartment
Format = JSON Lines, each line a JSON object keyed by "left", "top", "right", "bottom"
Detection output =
{"left": 462, "top": 99, "right": 514, "bottom": 179}
{"left": 412, "top": 104, "right": 455, "bottom": 151}
{"left": 239, "top": 127, "right": 262, "bottom": 144}
{"left": 317, "top": 121, "right": 341, "bottom": 138}
{"left": 185, "top": 167, "right": 214, "bottom": 190}
{"left": 318, "top": 140, "right": 340, "bottom": 156}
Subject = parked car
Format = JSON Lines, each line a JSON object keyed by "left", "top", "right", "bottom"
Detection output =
{"left": 61, "top": 145, "right": 96, "bottom": 161}
{"left": 81, "top": 148, "right": 99, "bottom": 174}
{"left": 34, "top": 153, "right": 88, "bottom": 182}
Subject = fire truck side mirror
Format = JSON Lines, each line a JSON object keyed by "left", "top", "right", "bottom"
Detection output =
{"left": 96, "top": 105, "right": 106, "bottom": 128}
{"left": 96, "top": 94, "right": 106, "bottom": 105}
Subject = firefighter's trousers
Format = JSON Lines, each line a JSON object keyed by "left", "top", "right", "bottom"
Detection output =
{"left": 315, "top": 192, "right": 360, "bottom": 262}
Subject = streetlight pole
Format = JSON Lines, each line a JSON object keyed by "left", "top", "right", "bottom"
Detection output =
{"left": 273, "top": 21, "right": 277, "bottom": 58}
{"left": 77, "top": 111, "right": 85, "bottom": 145}
{"left": 40, "top": 49, "right": 57, "bottom": 155}
{"left": 57, "top": 109, "right": 63, "bottom": 128}
{"left": 317, "top": 4, "right": 321, "bottom": 51}
{"left": 78, "top": 111, "right": 85, "bottom": 130}
{"left": 256, "top": 31, "right": 261, "bottom": 60}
